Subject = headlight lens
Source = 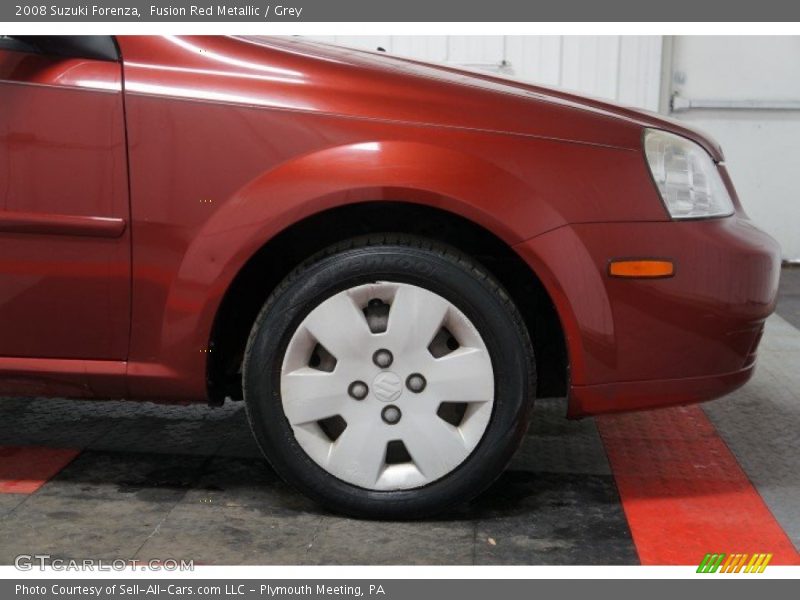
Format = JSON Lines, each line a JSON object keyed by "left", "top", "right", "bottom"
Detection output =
{"left": 643, "top": 129, "right": 734, "bottom": 219}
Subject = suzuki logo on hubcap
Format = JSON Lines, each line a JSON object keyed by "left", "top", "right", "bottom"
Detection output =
{"left": 372, "top": 371, "right": 403, "bottom": 403}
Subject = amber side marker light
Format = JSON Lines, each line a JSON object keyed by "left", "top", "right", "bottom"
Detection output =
{"left": 608, "top": 259, "right": 675, "bottom": 279}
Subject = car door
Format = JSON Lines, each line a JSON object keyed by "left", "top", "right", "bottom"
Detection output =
{"left": 0, "top": 36, "right": 130, "bottom": 360}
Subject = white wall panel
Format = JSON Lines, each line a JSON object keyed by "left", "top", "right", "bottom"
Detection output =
{"left": 504, "top": 36, "right": 562, "bottom": 85}
{"left": 618, "top": 36, "right": 663, "bottom": 111}
{"left": 672, "top": 36, "right": 800, "bottom": 100}
{"left": 561, "top": 36, "right": 621, "bottom": 101}
{"left": 445, "top": 36, "right": 505, "bottom": 65}
{"left": 390, "top": 36, "right": 448, "bottom": 62}
{"left": 330, "top": 36, "right": 392, "bottom": 52}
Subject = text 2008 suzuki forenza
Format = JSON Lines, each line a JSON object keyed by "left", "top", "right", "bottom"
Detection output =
{"left": 0, "top": 35, "right": 780, "bottom": 517}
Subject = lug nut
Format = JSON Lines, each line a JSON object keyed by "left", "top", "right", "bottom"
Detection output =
{"left": 381, "top": 405, "right": 402, "bottom": 425}
{"left": 348, "top": 381, "right": 368, "bottom": 400}
{"left": 406, "top": 373, "right": 427, "bottom": 393}
{"left": 372, "top": 349, "right": 393, "bottom": 368}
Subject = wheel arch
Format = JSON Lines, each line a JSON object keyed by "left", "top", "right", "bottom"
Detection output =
{"left": 130, "top": 139, "right": 574, "bottom": 404}
{"left": 207, "top": 201, "right": 568, "bottom": 405}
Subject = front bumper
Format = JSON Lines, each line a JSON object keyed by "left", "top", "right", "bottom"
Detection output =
{"left": 515, "top": 215, "right": 781, "bottom": 416}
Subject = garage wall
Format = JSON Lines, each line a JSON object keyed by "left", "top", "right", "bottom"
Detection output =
{"left": 307, "top": 36, "right": 663, "bottom": 111}
{"left": 668, "top": 36, "right": 800, "bottom": 261}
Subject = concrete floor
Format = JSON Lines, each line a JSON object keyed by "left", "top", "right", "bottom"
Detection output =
{"left": 0, "top": 268, "right": 798, "bottom": 565}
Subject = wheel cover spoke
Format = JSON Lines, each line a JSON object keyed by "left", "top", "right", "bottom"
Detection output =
{"left": 280, "top": 281, "right": 496, "bottom": 491}
{"left": 426, "top": 347, "right": 494, "bottom": 403}
{"left": 402, "top": 414, "right": 469, "bottom": 479}
{"left": 301, "top": 291, "right": 372, "bottom": 361}
{"left": 281, "top": 367, "right": 349, "bottom": 425}
{"left": 384, "top": 284, "right": 451, "bottom": 353}
{"left": 326, "top": 424, "right": 388, "bottom": 488}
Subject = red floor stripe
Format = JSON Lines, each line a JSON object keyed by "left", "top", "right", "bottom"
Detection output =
{"left": 597, "top": 405, "right": 800, "bottom": 566}
{"left": 0, "top": 446, "right": 81, "bottom": 494}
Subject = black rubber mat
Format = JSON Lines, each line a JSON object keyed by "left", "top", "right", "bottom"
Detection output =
{"left": 0, "top": 398, "right": 637, "bottom": 565}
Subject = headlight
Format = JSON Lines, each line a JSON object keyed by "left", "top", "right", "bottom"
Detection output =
{"left": 643, "top": 129, "right": 734, "bottom": 219}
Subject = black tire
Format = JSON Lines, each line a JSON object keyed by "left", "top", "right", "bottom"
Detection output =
{"left": 243, "top": 234, "right": 535, "bottom": 519}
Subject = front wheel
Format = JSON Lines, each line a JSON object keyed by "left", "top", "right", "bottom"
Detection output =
{"left": 243, "top": 235, "right": 535, "bottom": 519}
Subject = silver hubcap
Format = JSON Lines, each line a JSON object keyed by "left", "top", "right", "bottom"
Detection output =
{"left": 280, "top": 281, "right": 495, "bottom": 491}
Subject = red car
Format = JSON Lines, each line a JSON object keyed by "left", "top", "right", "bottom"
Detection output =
{"left": 0, "top": 35, "right": 780, "bottom": 517}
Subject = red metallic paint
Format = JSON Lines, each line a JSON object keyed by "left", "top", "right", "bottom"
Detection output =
{"left": 0, "top": 35, "right": 781, "bottom": 416}
{"left": 0, "top": 47, "right": 130, "bottom": 365}
{"left": 515, "top": 217, "right": 780, "bottom": 415}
